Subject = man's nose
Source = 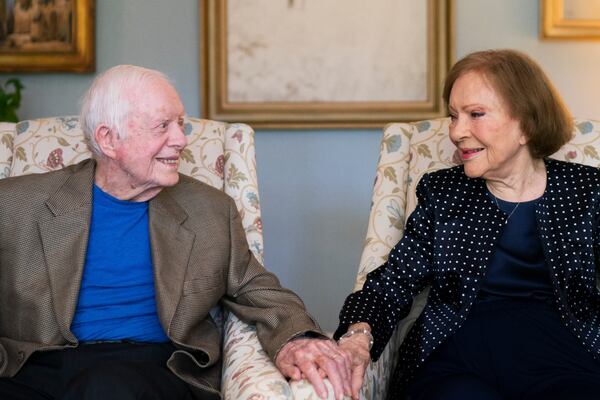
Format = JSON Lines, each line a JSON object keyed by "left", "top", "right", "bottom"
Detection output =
{"left": 170, "top": 123, "right": 188, "bottom": 149}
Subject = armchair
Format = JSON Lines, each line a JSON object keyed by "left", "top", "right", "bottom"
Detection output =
{"left": 3, "top": 116, "right": 292, "bottom": 399}
{"left": 294, "top": 117, "right": 600, "bottom": 400}
{"left": 356, "top": 117, "right": 600, "bottom": 399}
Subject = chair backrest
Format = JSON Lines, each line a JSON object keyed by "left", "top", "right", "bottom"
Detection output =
{"left": 0, "top": 122, "right": 14, "bottom": 179}
{"left": 8, "top": 116, "right": 265, "bottom": 263}
{"left": 356, "top": 117, "right": 600, "bottom": 289}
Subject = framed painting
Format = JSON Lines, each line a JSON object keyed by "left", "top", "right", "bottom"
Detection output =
{"left": 201, "top": 0, "right": 454, "bottom": 129}
{"left": 0, "top": 0, "right": 95, "bottom": 72}
{"left": 541, "top": 0, "right": 600, "bottom": 39}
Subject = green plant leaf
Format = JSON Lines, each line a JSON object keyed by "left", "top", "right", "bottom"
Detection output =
{"left": 0, "top": 78, "right": 24, "bottom": 122}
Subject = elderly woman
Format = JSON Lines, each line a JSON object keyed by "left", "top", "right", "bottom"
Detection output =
{"left": 334, "top": 49, "right": 600, "bottom": 400}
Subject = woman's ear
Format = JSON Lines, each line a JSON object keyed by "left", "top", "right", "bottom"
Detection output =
{"left": 518, "top": 128, "right": 529, "bottom": 146}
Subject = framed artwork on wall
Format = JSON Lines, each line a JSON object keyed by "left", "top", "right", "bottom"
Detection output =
{"left": 201, "top": 0, "right": 454, "bottom": 129}
{"left": 541, "top": 0, "right": 600, "bottom": 39}
{"left": 0, "top": 0, "right": 95, "bottom": 72}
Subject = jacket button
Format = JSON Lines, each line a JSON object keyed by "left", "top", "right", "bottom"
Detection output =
{"left": 17, "top": 351, "right": 24, "bottom": 362}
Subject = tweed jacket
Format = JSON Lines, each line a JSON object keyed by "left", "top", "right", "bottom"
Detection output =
{"left": 0, "top": 159, "right": 320, "bottom": 399}
{"left": 336, "top": 158, "right": 600, "bottom": 397}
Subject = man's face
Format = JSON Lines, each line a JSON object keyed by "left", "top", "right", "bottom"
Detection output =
{"left": 110, "top": 79, "right": 187, "bottom": 201}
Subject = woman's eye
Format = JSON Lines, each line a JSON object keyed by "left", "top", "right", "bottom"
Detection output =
{"left": 470, "top": 112, "right": 484, "bottom": 118}
{"left": 449, "top": 114, "right": 457, "bottom": 121}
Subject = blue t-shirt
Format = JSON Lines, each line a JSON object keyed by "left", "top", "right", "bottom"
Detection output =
{"left": 71, "top": 184, "right": 169, "bottom": 342}
{"left": 477, "top": 193, "right": 554, "bottom": 301}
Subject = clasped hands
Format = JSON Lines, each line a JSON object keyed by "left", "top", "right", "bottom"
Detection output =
{"left": 275, "top": 323, "right": 372, "bottom": 400}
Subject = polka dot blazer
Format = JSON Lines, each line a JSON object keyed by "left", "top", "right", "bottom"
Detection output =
{"left": 335, "top": 158, "right": 600, "bottom": 396}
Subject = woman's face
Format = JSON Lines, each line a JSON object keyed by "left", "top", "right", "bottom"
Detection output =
{"left": 448, "top": 71, "right": 532, "bottom": 181}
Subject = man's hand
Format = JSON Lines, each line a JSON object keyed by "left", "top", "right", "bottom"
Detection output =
{"left": 337, "top": 323, "right": 372, "bottom": 399}
{"left": 276, "top": 338, "right": 352, "bottom": 400}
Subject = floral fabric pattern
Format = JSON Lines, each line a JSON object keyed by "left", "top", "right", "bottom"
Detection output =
{"left": 4, "top": 116, "right": 283, "bottom": 399}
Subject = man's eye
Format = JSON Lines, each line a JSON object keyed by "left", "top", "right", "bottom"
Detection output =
{"left": 159, "top": 121, "right": 169, "bottom": 129}
{"left": 177, "top": 118, "right": 185, "bottom": 127}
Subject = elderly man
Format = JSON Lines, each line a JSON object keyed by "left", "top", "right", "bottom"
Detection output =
{"left": 0, "top": 65, "right": 352, "bottom": 400}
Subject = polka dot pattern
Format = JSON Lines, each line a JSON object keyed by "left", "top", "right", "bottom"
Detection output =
{"left": 335, "top": 158, "right": 600, "bottom": 396}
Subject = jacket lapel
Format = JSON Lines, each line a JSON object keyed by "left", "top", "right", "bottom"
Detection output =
{"left": 38, "top": 160, "right": 95, "bottom": 343}
{"left": 149, "top": 189, "right": 195, "bottom": 333}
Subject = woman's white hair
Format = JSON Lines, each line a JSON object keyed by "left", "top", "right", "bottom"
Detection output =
{"left": 79, "top": 65, "right": 172, "bottom": 157}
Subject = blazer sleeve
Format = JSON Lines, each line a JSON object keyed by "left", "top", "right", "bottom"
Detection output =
{"left": 594, "top": 194, "right": 600, "bottom": 287}
{"left": 219, "top": 198, "right": 322, "bottom": 360}
{"left": 334, "top": 173, "right": 436, "bottom": 360}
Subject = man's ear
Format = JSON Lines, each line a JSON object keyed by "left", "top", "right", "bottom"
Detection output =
{"left": 94, "top": 124, "right": 119, "bottom": 158}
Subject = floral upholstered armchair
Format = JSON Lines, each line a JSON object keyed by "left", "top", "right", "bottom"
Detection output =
{"left": 292, "top": 117, "right": 600, "bottom": 400}
{"left": 0, "top": 116, "right": 293, "bottom": 399}
{"left": 353, "top": 117, "right": 600, "bottom": 399}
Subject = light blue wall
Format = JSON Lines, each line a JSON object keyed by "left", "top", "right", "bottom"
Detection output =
{"left": 4, "top": 0, "right": 600, "bottom": 332}
{"left": 256, "top": 129, "right": 378, "bottom": 331}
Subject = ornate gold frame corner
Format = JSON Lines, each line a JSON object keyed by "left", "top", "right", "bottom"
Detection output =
{"left": 0, "top": 0, "right": 95, "bottom": 73}
{"left": 541, "top": 0, "right": 600, "bottom": 40}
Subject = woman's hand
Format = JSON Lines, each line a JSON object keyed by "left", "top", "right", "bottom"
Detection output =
{"left": 338, "top": 323, "right": 373, "bottom": 399}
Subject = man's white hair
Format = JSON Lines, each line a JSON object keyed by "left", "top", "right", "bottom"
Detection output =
{"left": 79, "top": 65, "right": 172, "bottom": 157}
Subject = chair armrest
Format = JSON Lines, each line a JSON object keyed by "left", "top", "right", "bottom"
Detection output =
{"left": 290, "top": 378, "right": 346, "bottom": 399}
{"left": 288, "top": 333, "right": 400, "bottom": 400}
{"left": 359, "top": 287, "right": 429, "bottom": 399}
{"left": 290, "top": 288, "right": 428, "bottom": 399}
{"left": 222, "top": 123, "right": 265, "bottom": 265}
{"left": 221, "top": 312, "right": 292, "bottom": 399}
{"left": 358, "top": 332, "right": 401, "bottom": 400}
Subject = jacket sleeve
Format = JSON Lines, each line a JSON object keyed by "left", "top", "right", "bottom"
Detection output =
{"left": 334, "top": 173, "right": 436, "bottom": 360}
{"left": 219, "top": 198, "right": 323, "bottom": 361}
{"left": 594, "top": 192, "right": 600, "bottom": 288}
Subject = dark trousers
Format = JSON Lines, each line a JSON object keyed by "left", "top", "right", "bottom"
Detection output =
{"left": 0, "top": 342, "right": 195, "bottom": 400}
{"left": 406, "top": 298, "right": 600, "bottom": 400}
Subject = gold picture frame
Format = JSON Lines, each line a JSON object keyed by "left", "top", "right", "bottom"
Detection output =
{"left": 201, "top": 0, "right": 454, "bottom": 129}
{"left": 0, "top": 0, "right": 95, "bottom": 73}
{"left": 541, "top": 0, "right": 600, "bottom": 39}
